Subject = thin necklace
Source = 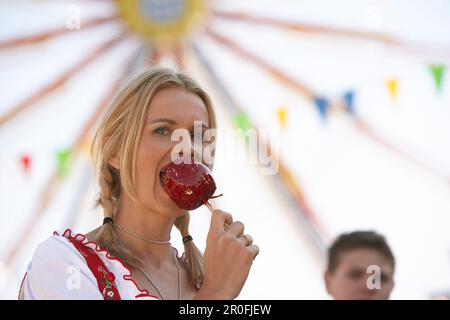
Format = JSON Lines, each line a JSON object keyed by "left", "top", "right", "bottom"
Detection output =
{"left": 111, "top": 222, "right": 181, "bottom": 299}
{"left": 136, "top": 249, "right": 181, "bottom": 300}
{"left": 112, "top": 222, "right": 171, "bottom": 245}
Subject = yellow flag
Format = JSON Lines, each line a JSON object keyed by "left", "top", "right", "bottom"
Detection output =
{"left": 386, "top": 78, "right": 398, "bottom": 100}
{"left": 277, "top": 107, "right": 287, "bottom": 128}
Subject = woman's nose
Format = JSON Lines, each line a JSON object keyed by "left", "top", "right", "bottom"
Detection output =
{"left": 176, "top": 137, "right": 201, "bottom": 160}
{"left": 172, "top": 131, "right": 204, "bottom": 163}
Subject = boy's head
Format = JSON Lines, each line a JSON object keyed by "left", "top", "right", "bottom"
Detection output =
{"left": 324, "top": 231, "right": 395, "bottom": 300}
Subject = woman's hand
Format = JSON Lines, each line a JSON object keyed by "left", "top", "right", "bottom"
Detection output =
{"left": 195, "top": 209, "right": 259, "bottom": 300}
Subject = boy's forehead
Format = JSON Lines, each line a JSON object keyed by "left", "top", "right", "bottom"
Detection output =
{"left": 338, "top": 248, "right": 393, "bottom": 270}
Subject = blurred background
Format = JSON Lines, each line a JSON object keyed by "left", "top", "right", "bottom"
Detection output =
{"left": 1, "top": 0, "right": 450, "bottom": 299}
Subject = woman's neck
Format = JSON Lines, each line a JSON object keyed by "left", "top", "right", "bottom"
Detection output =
{"left": 114, "top": 196, "right": 176, "bottom": 269}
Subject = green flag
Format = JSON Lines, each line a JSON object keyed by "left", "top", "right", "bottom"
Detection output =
{"left": 56, "top": 149, "right": 71, "bottom": 177}
{"left": 233, "top": 112, "right": 252, "bottom": 131}
{"left": 429, "top": 64, "right": 446, "bottom": 92}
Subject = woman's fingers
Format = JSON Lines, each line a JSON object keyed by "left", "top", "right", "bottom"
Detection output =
{"left": 210, "top": 209, "right": 233, "bottom": 233}
{"left": 226, "top": 221, "right": 245, "bottom": 237}
{"left": 248, "top": 244, "right": 260, "bottom": 259}
{"left": 237, "top": 234, "right": 253, "bottom": 246}
{"left": 202, "top": 209, "right": 259, "bottom": 299}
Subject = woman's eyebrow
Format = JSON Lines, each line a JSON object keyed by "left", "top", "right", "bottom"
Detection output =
{"left": 148, "top": 118, "right": 178, "bottom": 125}
{"left": 194, "top": 123, "right": 210, "bottom": 129}
{"left": 147, "top": 118, "right": 209, "bottom": 128}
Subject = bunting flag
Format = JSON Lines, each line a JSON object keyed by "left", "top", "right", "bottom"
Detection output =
{"left": 81, "top": 138, "right": 92, "bottom": 159}
{"left": 233, "top": 111, "right": 252, "bottom": 132}
{"left": 428, "top": 64, "right": 446, "bottom": 92}
{"left": 342, "top": 90, "right": 355, "bottom": 115}
{"left": 56, "top": 149, "right": 71, "bottom": 177}
{"left": 276, "top": 107, "right": 288, "bottom": 128}
{"left": 386, "top": 78, "right": 398, "bottom": 100}
{"left": 314, "top": 96, "right": 329, "bottom": 120}
{"left": 20, "top": 154, "right": 31, "bottom": 174}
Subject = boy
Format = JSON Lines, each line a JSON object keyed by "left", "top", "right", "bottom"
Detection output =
{"left": 324, "top": 231, "right": 395, "bottom": 300}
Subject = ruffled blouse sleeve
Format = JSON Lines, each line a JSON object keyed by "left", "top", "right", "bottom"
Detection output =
{"left": 19, "top": 235, "right": 103, "bottom": 300}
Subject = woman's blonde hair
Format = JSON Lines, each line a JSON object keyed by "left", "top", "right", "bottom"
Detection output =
{"left": 90, "top": 67, "right": 216, "bottom": 286}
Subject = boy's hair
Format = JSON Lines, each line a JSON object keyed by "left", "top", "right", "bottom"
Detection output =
{"left": 327, "top": 231, "right": 395, "bottom": 273}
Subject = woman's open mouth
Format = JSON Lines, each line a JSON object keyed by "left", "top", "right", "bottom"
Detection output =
{"left": 159, "top": 167, "right": 167, "bottom": 186}
{"left": 157, "top": 160, "right": 220, "bottom": 210}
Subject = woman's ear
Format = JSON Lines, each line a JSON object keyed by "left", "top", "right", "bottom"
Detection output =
{"left": 108, "top": 156, "right": 120, "bottom": 170}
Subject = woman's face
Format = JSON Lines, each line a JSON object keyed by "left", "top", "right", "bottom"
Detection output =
{"left": 134, "top": 87, "right": 210, "bottom": 217}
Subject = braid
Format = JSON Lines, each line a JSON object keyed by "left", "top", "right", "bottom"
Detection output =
{"left": 175, "top": 213, "right": 204, "bottom": 286}
{"left": 94, "top": 161, "right": 142, "bottom": 268}
{"left": 95, "top": 162, "right": 119, "bottom": 217}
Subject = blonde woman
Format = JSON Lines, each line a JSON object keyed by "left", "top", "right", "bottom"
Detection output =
{"left": 19, "top": 68, "right": 259, "bottom": 300}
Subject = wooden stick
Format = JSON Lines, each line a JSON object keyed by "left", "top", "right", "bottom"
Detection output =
{"left": 205, "top": 201, "right": 232, "bottom": 228}
{"left": 204, "top": 201, "right": 215, "bottom": 213}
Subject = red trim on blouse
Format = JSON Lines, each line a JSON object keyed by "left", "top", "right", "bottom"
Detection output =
{"left": 54, "top": 229, "right": 158, "bottom": 299}
{"left": 68, "top": 236, "right": 121, "bottom": 300}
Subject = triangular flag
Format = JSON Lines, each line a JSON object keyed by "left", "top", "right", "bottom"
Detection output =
{"left": 81, "top": 138, "right": 92, "bottom": 159}
{"left": 386, "top": 78, "right": 398, "bottom": 100}
{"left": 429, "top": 64, "right": 446, "bottom": 92}
{"left": 20, "top": 154, "right": 31, "bottom": 174}
{"left": 314, "top": 96, "right": 329, "bottom": 120}
{"left": 343, "top": 91, "right": 355, "bottom": 115}
{"left": 233, "top": 112, "right": 252, "bottom": 132}
{"left": 56, "top": 149, "right": 71, "bottom": 177}
{"left": 276, "top": 107, "right": 288, "bottom": 128}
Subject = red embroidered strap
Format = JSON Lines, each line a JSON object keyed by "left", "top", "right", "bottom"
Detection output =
{"left": 69, "top": 237, "right": 121, "bottom": 300}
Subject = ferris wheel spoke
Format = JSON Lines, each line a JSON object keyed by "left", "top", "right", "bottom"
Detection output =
{"left": 212, "top": 10, "right": 450, "bottom": 59}
{"left": 172, "top": 42, "right": 187, "bottom": 71}
{"left": 1, "top": 46, "right": 143, "bottom": 269}
{"left": 189, "top": 42, "right": 330, "bottom": 256}
{"left": 0, "top": 30, "right": 129, "bottom": 127}
{"left": 0, "top": 15, "right": 120, "bottom": 50}
{"left": 205, "top": 27, "right": 315, "bottom": 100}
{"left": 212, "top": 10, "right": 398, "bottom": 45}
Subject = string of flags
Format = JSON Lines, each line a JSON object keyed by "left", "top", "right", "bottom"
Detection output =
{"left": 14, "top": 63, "right": 447, "bottom": 177}
{"left": 235, "top": 60, "right": 446, "bottom": 130}
{"left": 18, "top": 140, "right": 93, "bottom": 177}
{"left": 309, "top": 63, "right": 446, "bottom": 122}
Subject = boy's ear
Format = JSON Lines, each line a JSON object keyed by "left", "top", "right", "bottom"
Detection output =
{"left": 324, "top": 271, "right": 332, "bottom": 294}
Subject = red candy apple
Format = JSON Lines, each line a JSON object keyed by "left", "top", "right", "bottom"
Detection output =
{"left": 160, "top": 159, "right": 220, "bottom": 210}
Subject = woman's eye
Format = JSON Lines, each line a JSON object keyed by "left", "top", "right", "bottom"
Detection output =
{"left": 154, "top": 127, "right": 169, "bottom": 135}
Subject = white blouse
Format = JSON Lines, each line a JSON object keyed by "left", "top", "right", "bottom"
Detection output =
{"left": 18, "top": 229, "right": 176, "bottom": 300}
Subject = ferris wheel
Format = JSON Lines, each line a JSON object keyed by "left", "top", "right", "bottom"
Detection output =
{"left": 1, "top": 0, "right": 449, "bottom": 299}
